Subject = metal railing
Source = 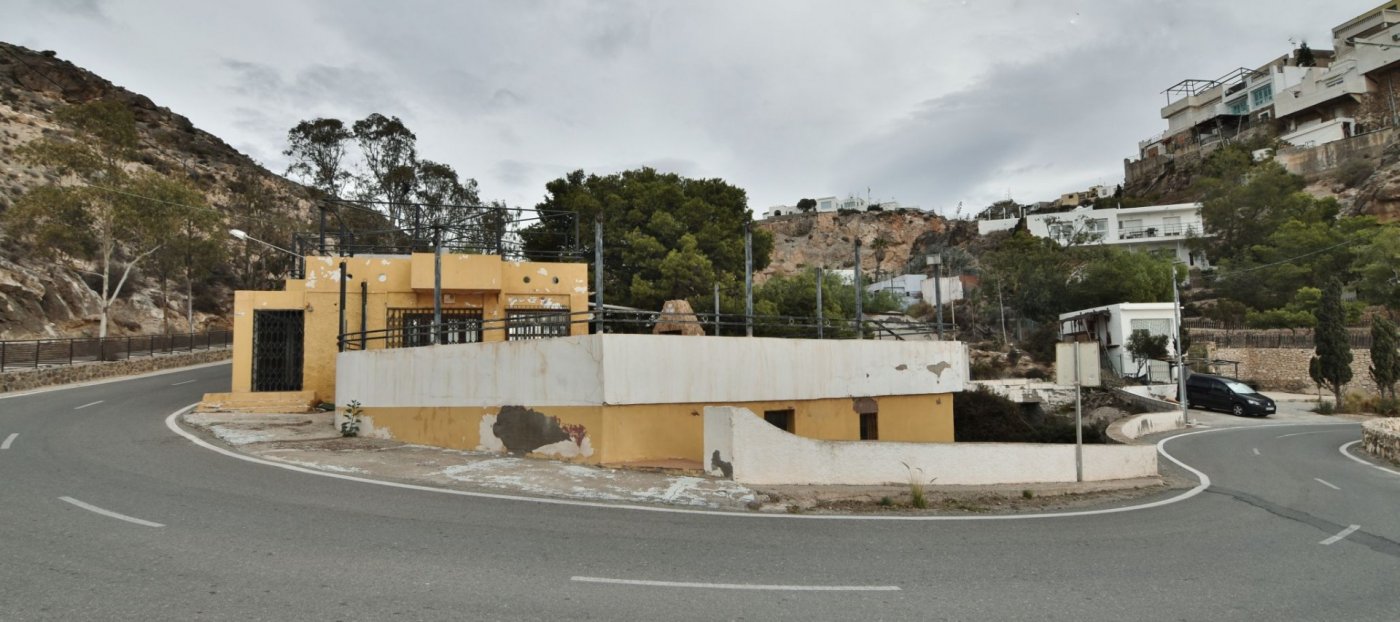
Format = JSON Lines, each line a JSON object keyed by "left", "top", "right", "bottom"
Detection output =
{"left": 1116, "top": 222, "right": 1201, "bottom": 240}
{"left": 0, "top": 330, "right": 233, "bottom": 372}
{"left": 339, "top": 309, "right": 951, "bottom": 351}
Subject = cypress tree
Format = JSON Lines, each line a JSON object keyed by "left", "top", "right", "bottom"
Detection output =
{"left": 1310, "top": 278, "right": 1353, "bottom": 404}
{"left": 1371, "top": 316, "right": 1399, "bottom": 399}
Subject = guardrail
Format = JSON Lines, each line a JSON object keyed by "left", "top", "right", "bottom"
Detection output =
{"left": 0, "top": 330, "right": 233, "bottom": 372}
{"left": 339, "top": 309, "right": 951, "bottom": 351}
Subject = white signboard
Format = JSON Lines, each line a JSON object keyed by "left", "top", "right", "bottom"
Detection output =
{"left": 1056, "top": 342, "right": 1101, "bottom": 387}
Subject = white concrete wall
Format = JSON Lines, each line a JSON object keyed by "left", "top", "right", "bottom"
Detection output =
{"left": 1108, "top": 411, "right": 1185, "bottom": 443}
{"left": 338, "top": 334, "right": 968, "bottom": 408}
{"left": 704, "top": 406, "right": 1158, "bottom": 486}
{"left": 1281, "top": 118, "right": 1354, "bottom": 148}
{"left": 917, "top": 276, "right": 964, "bottom": 305}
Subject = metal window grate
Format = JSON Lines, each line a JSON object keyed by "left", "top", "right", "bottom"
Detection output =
{"left": 387, "top": 308, "right": 483, "bottom": 347}
{"left": 506, "top": 308, "right": 571, "bottom": 340}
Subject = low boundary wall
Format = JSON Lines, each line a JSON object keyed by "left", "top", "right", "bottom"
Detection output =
{"left": 0, "top": 348, "right": 231, "bottom": 394}
{"left": 1107, "top": 411, "right": 1185, "bottom": 444}
{"left": 704, "top": 406, "right": 1157, "bottom": 486}
{"left": 1362, "top": 419, "right": 1400, "bottom": 466}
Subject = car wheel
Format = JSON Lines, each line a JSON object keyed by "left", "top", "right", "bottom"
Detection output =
{"left": 1232, "top": 403, "right": 1245, "bottom": 417}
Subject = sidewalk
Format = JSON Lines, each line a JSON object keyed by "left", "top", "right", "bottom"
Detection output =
{"left": 181, "top": 412, "right": 1179, "bottom": 515}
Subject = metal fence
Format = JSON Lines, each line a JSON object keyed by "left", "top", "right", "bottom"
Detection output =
{"left": 340, "top": 308, "right": 950, "bottom": 351}
{"left": 1186, "top": 327, "right": 1372, "bottom": 349}
{"left": 0, "top": 330, "right": 233, "bottom": 372}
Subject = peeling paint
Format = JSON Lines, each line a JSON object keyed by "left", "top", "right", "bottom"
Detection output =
{"left": 377, "top": 274, "right": 387, "bottom": 283}
{"left": 537, "top": 267, "right": 548, "bottom": 275}
{"left": 477, "top": 414, "right": 505, "bottom": 452}
{"left": 895, "top": 364, "right": 908, "bottom": 371}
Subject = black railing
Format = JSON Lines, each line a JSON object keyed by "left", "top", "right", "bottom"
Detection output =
{"left": 340, "top": 309, "right": 951, "bottom": 351}
{"left": 0, "top": 330, "right": 233, "bottom": 372}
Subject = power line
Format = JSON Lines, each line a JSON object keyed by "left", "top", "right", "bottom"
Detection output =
{"left": 1209, "top": 239, "right": 1357, "bottom": 281}
{"left": 0, "top": 45, "right": 73, "bottom": 95}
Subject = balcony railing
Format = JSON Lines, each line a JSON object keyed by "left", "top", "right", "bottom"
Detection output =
{"left": 1117, "top": 222, "right": 1202, "bottom": 240}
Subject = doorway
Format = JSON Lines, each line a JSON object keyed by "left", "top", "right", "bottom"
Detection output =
{"left": 252, "top": 310, "right": 304, "bottom": 392}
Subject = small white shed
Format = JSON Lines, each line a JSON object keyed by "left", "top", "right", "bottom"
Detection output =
{"left": 1059, "top": 302, "right": 1178, "bottom": 381}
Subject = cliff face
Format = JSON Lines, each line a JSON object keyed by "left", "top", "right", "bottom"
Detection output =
{"left": 0, "top": 42, "right": 312, "bottom": 338}
{"left": 756, "top": 209, "right": 964, "bottom": 282}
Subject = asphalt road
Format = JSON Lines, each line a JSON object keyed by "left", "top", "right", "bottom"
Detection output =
{"left": 2, "top": 364, "right": 1398, "bottom": 621}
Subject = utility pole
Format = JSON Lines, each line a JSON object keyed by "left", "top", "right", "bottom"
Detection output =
{"left": 1174, "top": 271, "right": 1190, "bottom": 426}
{"left": 338, "top": 260, "right": 349, "bottom": 352}
{"left": 816, "top": 267, "right": 824, "bottom": 340}
{"left": 744, "top": 222, "right": 753, "bottom": 337}
{"left": 854, "top": 239, "right": 863, "bottom": 339}
{"left": 594, "top": 217, "right": 604, "bottom": 333}
{"left": 713, "top": 282, "right": 720, "bottom": 336}
{"left": 1074, "top": 339, "right": 1083, "bottom": 482}
{"left": 432, "top": 225, "right": 442, "bottom": 345}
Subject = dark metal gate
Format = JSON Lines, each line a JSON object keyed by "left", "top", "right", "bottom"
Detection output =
{"left": 252, "top": 310, "right": 304, "bottom": 392}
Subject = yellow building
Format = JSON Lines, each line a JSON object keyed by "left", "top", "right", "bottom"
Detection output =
{"left": 203, "top": 253, "right": 589, "bottom": 411}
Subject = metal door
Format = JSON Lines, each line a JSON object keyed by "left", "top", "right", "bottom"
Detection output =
{"left": 252, "top": 310, "right": 304, "bottom": 392}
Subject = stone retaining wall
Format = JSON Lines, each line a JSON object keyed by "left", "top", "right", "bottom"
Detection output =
{"left": 0, "top": 348, "right": 231, "bottom": 393}
{"left": 1212, "top": 347, "right": 1377, "bottom": 395}
{"left": 1362, "top": 418, "right": 1400, "bottom": 466}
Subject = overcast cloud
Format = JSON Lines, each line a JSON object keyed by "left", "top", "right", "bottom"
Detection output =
{"left": 1, "top": 0, "right": 1371, "bottom": 214}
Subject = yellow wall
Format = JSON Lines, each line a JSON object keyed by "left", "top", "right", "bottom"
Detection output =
{"left": 355, "top": 392, "right": 953, "bottom": 467}
{"left": 229, "top": 254, "right": 590, "bottom": 402}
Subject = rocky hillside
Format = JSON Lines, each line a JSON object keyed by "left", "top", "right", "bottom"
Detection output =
{"left": 757, "top": 209, "right": 974, "bottom": 282}
{"left": 0, "top": 42, "right": 313, "bottom": 339}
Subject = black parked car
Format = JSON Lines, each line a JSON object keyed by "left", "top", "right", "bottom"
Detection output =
{"left": 1185, "top": 373, "right": 1276, "bottom": 417}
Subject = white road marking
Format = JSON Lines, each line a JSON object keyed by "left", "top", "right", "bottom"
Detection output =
{"left": 170, "top": 379, "right": 197, "bottom": 386}
{"left": 1313, "top": 478, "right": 1340, "bottom": 490}
{"left": 1, "top": 433, "right": 16, "bottom": 449}
{"left": 58, "top": 496, "right": 165, "bottom": 527}
{"left": 1319, "top": 524, "right": 1360, "bottom": 545}
{"left": 74, "top": 400, "right": 103, "bottom": 410}
{"left": 1338, "top": 441, "right": 1400, "bottom": 476}
{"left": 1252, "top": 447, "right": 1260, "bottom": 456}
{"left": 1277, "top": 431, "right": 1333, "bottom": 439}
{"left": 570, "top": 576, "right": 901, "bottom": 591}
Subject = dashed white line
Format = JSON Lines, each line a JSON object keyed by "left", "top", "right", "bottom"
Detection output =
{"left": 1313, "top": 478, "right": 1340, "bottom": 490}
{"left": 170, "top": 379, "right": 197, "bottom": 386}
{"left": 1339, "top": 441, "right": 1400, "bottom": 476}
{"left": 570, "top": 576, "right": 901, "bottom": 591}
{"left": 58, "top": 496, "right": 164, "bottom": 527}
{"left": 1252, "top": 447, "right": 1260, "bottom": 456}
{"left": 1, "top": 433, "right": 16, "bottom": 449}
{"left": 1319, "top": 524, "right": 1360, "bottom": 545}
{"left": 74, "top": 400, "right": 103, "bottom": 410}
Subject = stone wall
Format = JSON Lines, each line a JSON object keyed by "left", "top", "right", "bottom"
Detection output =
{"left": 0, "top": 348, "right": 231, "bottom": 393}
{"left": 1361, "top": 418, "right": 1400, "bottom": 466}
{"left": 1275, "top": 128, "right": 1396, "bottom": 180}
{"left": 1212, "top": 347, "right": 1377, "bottom": 394}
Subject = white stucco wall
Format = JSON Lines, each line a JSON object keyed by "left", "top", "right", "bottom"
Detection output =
{"left": 704, "top": 406, "right": 1158, "bottom": 486}
{"left": 1108, "top": 411, "right": 1185, "bottom": 443}
{"left": 337, "top": 334, "right": 968, "bottom": 408}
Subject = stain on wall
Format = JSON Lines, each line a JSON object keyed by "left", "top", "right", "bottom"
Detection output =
{"left": 927, "top": 362, "right": 951, "bottom": 378}
{"left": 493, "top": 405, "right": 571, "bottom": 453}
{"left": 710, "top": 450, "right": 733, "bottom": 479}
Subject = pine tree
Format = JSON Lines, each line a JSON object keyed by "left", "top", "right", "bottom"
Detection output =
{"left": 1297, "top": 42, "right": 1316, "bottom": 68}
{"left": 1310, "top": 278, "right": 1353, "bottom": 403}
{"left": 1371, "top": 316, "right": 1399, "bottom": 399}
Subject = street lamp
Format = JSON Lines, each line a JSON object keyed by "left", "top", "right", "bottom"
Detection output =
{"left": 926, "top": 253, "right": 943, "bottom": 340}
{"left": 229, "top": 229, "right": 301, "bottom": 260}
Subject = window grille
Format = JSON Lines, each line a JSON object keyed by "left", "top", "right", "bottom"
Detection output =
{"left": 387, "top": 308, "right": 483, "bottom": 347}
{"left": 506, "top": 308, "right": 571, "bottom": 340}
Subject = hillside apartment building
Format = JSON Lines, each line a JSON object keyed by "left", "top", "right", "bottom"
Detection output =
{"left": 1133, "top": 2, "right": 1400, "bottom": 167}
{"left": 976, "top": 202, "right": 1210, "bottom": 270}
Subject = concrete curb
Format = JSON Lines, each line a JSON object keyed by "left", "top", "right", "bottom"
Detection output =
{"left": 1107, "top": 411, "right": 1186, "bottom": 444}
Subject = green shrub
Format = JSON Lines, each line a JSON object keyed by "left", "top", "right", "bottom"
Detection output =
{"left": 1335, "top": 159, "right": 1375, "bottom": 188}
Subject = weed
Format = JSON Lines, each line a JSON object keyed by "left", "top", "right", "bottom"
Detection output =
{"left": 1022, "top": 489, "right": 1034, "bottom": 499}
{"left": 340, "top": 400, "right": 362, "bottom": 437}
{"left": 785, "top": 504, "right": 803, "bottom": 514}
{"left": 901, "top": 462, "right": 935, "bottom": 509}
{"left": 1312, "top": 400, "right": 1336, "bottom": 415}
{"left": 878, "top": 496, "right": 894, "bottom": 507}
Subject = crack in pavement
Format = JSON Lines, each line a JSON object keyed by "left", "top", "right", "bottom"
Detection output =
{"left": 1207, "top": 486, "right": 1400, "bottom": 558}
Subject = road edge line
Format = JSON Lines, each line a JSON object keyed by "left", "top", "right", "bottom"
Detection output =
{"left": 1338, "top": 440, "right": 1400, "bottom": 476}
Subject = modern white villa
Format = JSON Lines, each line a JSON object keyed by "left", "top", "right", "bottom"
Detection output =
{"left": 1059, "top": 302, "right": 1180, "bottom": 382}
{"left": 977, "top": 202, "right": 1210, "bottom": 269}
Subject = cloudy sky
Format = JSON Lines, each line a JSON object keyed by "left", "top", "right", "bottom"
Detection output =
{"left": 2, "top": 0, "right": 1373, "bottom": 215}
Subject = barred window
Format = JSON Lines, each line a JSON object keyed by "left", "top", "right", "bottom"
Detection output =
{"left": 506, "top": 308, "right": 571, "bottom": 340}
{"left": 388, "top": 308, "right": 483, "bottom": 348}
